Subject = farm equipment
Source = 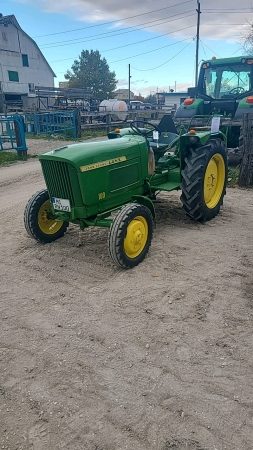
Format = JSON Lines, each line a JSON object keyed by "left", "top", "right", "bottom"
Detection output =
{"left": 24, "top": 117, "right": 228, "bottom": 268}
{"left": 175, "top": 55, "right": 253, "bottom": 162}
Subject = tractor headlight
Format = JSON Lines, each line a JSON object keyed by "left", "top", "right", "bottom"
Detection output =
{"left": 189, "top": 136, "right": 198, "bottom": 144}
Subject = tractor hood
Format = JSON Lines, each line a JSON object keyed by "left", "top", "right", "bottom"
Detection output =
{"left": 39, "top": 135, "right": 145, "bottom": 171}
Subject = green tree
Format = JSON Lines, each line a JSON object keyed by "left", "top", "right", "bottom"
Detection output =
{"left": 64, "top": 50, "right": 117, "bottom": 99}
{"left": 145, "top": 94, "right": 157, "bottom": 104}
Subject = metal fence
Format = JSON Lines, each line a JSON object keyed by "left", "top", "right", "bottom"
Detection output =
{"left": 24, "top": 110, "right": 78, "bottom": 138}
{"left": 0, "top": 115, "right": 27, "bottom": 152}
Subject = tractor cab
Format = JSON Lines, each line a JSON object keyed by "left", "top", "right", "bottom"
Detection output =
{"left": 200, "top": 57, "right": 253, "bottom": 117}
{"left": 175, "top": 56, "right": 253, "bottom": 120}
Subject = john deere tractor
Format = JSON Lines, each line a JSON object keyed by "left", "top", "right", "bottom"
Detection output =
{"left": 175, "top": 55, "right": 253, "bottom": 160}
{"left": 24, "top": 117, "right": 227, "bottom": 268}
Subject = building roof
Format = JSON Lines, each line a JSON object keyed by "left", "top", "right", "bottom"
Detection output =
{"left": 0, "top": 14, "right": 56, "bottom": 77}
{"left": 157, "top": 92, "right": 188, "bottom": 96}
{"left": 114, "top": 89, "right": 134, "bottom": 95}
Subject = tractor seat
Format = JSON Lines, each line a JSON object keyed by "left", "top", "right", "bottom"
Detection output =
{"left": 148, "top": 132, "right": 178, "bottom": 151}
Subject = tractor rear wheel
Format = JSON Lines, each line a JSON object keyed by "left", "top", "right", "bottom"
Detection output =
{"left": 180, "top": 139, "right": 227, "bottom": 222}
{"left": 24, "top": 189, "right": 69, "bottom": 243}
{"left": 108, "top": 203, "right": 154, "bottom": 268}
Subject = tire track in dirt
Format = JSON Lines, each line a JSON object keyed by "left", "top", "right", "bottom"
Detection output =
{"left": 2, "top": 154, "right": 253, "bottom": 449}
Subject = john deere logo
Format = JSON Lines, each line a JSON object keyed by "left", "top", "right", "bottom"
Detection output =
{"left": 80, "top": 156, "right": 126, "bottom": 172}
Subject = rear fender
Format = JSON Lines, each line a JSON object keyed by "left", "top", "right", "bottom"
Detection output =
{"left": 175, "top": 98, "right": 204, "bottom": 118}
{"left": 179, "top": 131, "right": 226, "bottom": 168}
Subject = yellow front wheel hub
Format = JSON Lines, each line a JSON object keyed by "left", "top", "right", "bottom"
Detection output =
{"left": 38, "top": 199, "right": 64, "bottom": 235}
{"left": 204, "top": 153, "right": 225, "bottom": 209}
{"left": 124, "top": 216, "right": 148, "bottom": 258}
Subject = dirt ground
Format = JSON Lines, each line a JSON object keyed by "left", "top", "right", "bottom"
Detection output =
{"left": 1, "top": 138, "right": 253, "bottom": 450}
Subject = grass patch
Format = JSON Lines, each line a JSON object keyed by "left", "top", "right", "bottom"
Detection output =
{"left": 0, "top": 151, "right": 37, "bottom": 167}
{"left": 26, "top": 133, "right": 76, "bottom": 141}
{"left": 228, "top": 166, "right": 240, "bottom": 187}
{"left": 26, "top": 129, "right": 106, "bottom": 141}
{"left": 0, "top": 151, "right": 20, "bottom": 166}
{"left": 81, "top": 129, "right": 106, "bottom": 140}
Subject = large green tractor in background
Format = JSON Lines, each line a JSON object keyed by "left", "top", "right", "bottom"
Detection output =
{"left": 175, "top": 55, "right": 253, "bottom": 161}
{"left": 24, "top": 117, "right": 227, "bottom": 268}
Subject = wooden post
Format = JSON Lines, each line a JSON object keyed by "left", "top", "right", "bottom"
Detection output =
{"left": 238, "top": 113, "right": 253, "bottom": 187}
{"left": 106, "top": 113, "right": 111, "bottom": 134}
{"left": 75, "top": 108, "right": 82, "bottom": 138}
{"left": 14, "top": 116, "right": 27, "bottom": 159}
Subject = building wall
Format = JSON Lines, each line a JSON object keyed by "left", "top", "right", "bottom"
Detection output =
{"left": 164, "top": 94, "right": 187, "bottom": 109}
{"left": 59, "top": 82, "right": 69, "bottom": 88}
{"left": 0, "top": 16, "right": 54, "bottom": 96}
{"left": 114, "top": 90, "right": 134, "bottom": 101}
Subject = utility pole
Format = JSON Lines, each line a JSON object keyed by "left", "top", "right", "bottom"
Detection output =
{"left": 195, "top": 0, "right": 201, "bottom": 87}
{"left": 128, "top": 64, "right": 131, "bottom": 106}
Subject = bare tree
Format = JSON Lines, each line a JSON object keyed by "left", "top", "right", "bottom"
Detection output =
{"left": 240, "top": 18, "right": 253, "bottom": 54}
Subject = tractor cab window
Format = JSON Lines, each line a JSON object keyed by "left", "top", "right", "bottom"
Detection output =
{"left": 203, "top": 64, "right": 251, "bottom": 99}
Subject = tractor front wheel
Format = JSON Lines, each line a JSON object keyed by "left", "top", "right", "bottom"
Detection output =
{"left": 108, "top": 203, "right": 154, "bottom": 268}
{"left": 181, "top": 139, "right": 227, "bottom": 222}
{"left": 24, "top": 189, "right": 69, "bottom": 243}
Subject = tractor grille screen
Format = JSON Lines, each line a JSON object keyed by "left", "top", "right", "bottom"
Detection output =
{"left": 40, "top": 160, "right": 75, "bottom": 204}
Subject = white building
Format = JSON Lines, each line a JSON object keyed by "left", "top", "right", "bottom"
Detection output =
{"left": 157, "top": 92, "right": 188, "bottom": 111}
{"left": 114, "top": 89, "right": 135, "bottom": 101}
{"left": 0, "top": 14, "right": 56, "bottom": 112}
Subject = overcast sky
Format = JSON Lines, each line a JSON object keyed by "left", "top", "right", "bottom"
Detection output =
{"left": 2, "top": 0, "right": 253, "bottom": 96}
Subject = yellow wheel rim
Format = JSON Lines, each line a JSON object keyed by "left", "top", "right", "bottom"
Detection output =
{"left": 204, "top": 153, "right": 225, "bottom": 209}
{"left": 38, "top": 199, "right": 64, "bottom": 235}
{"left": 124, "top": 216, "right": 148, "bottom": 258}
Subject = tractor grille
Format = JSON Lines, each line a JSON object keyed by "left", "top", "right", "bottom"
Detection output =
{"left": 40, "top": 159, "right": 75, "bottom": 205}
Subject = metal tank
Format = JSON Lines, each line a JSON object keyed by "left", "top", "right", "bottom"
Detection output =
{"left": 99, "top": 99, "right": 128, "bottom": 121}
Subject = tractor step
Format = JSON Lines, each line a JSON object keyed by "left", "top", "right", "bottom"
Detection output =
{"left": 152, "top": 181, "right": 180, "bottom": 191}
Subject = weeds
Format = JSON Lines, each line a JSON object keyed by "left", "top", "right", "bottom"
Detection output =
{"left": 227, "top": 166, "right": 240, "bottom": 187}
{"left": 25, "top": 129, "right": 106, "bottom": 141}
{"left": 0, "top": 151, "right": 37, "bottom": 167}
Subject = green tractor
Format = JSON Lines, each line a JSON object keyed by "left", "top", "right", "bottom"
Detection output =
{"left": 175, "top": 55, "right": 253, "bottom": 160}
{"left": 24, "top": 117, "right": 227, "bottom": 268}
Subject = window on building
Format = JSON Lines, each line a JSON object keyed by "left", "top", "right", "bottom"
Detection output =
{"left": 28, "top": 83, "right": 35, "bottom": 94}
{"left": 22, "top": 54, "right": 29, "bottom": 67}
{"left": 8, "top": 71, "right": 19, "bottom": 82}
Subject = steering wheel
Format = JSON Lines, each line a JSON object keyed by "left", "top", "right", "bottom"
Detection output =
{"left": 229, "top": 87, "right": 245, "bottom": 95}
{"left": 130, "top": 120, "right": 161, "bottom": 138}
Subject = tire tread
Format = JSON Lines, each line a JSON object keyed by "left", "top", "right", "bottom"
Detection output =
{"left": 24, "top": 189, "right": 69, "bottom": 243}
{"left": 108, "top": 203, "right": 154, "bottom": 269}
{"left": 180, "top": 139, "right": 228, "bottom": 222}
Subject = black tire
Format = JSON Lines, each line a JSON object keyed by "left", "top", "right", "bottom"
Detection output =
{"left": 108, "top": 203, "right": 154, "bottom": 269}
{"left": 24, "top": 189, "right": 69, "bottom": 243}
{"left": 180, "top": 139, "right": 228, "bottom": 222}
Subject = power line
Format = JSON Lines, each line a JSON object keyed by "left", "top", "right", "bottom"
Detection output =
{"left": 54, "top": 36, "right": 194, "bottom": 74}
{"left": 33, "top": 0, "right": 194, "bottom": 38}
{"left": 202, "top": 10, "right": 252, "bottom": 13}
{"left": 109, "top": 36, "right": 194, "bottom": 64}
{"left": 203, "top": 8, "right": 252, "bottom": 11}
{"left": 199, "top": 39, "right": 222, "bottom": 58}
{"left": 49, "top": 25, "right": 195, "bottom": 64}
{"left": 48, "top": 20, "right": 196, "bottom": 63}
{"left": 40, "top": 11, "right": 195, "bottom": 49}
{"left": 204, "top": 23, "right": 246, "bottom": 25}
{"left": 200, "top": 40, "right": 208, "bottom": 59}
{"left": 131, "top": 39, "right": 194, "bottom": 71}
